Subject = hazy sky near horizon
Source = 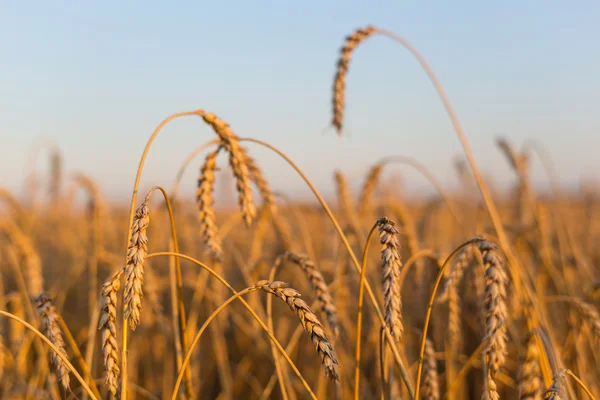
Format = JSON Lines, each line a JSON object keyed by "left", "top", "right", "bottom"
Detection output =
{"left": 1, "top": 2, "right": 599, "bottom": 203}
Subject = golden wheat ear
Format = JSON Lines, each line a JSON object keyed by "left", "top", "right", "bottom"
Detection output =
{"left": 124, "top": 198, "right": 150, "bottom": 330}
{"left": 377, "top": 217, "right": 403, "bottom": 342}
{"left": 197, "top": 111, "right": 256, "bottom": 226}
{"left": 196, "top": 147, "right": 224, "bottom": 261}
{"left": 331, "top": 26, "right": 377, "bottom": 135}
{"left": 35, "top": 292, "right": 71, "bottom": 391}
{"left": 99, "top": 270, "right": 122, "bottom": 396}
{"left": 255, "top": 280, "right": 340, "bottom": 381}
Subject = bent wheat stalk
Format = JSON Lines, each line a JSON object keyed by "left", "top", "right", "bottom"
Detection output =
{"left": 413, "top": 237, "right": 485, "bottom": 399}
{"left": 241, "top": 136, "right": 415, "bottom": 398}
{"left": 36, "top": 293, "right": 70, "bottom": 391}
{"left": 171, "top": 280, "right": 337, "bottom": 400}
{"left": 0, "top": 310, "right": 98, "bottom": 399}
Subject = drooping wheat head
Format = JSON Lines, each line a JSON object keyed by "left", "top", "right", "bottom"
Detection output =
{"left": 331, "top": 25, "right": 377, "bottom": 134}
{"left": 35, "top": 292, "right": 70, "bottom": 391}
{"left": 246, "top": 153, "right": 293, "bottom": 249}
{"left": 196, "top": 110, "right": 256, "bottom": 226}
{"left": 285, "top": 251, "right": 340, "bottom": 337}
{"left": 255, "top": 280, "right": 339, "bottom": 380}
{"left": 196, "top": 147, "right": 224, "bottom": 261}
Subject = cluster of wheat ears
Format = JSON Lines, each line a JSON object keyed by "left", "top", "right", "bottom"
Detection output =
{"left": 0, "top": 25, "right": 599, "bottom": 400}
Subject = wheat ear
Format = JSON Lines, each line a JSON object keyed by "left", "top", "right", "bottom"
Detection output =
{"left": 246, "top": 153, "right": 293, "bottom": 249}
{"left": 99, "top": 269, "right": 122, "bottom": 396}
{"left": 441, "top": 245, "right": 474, "bottom": 347}
{"left": 35, "top": 292, "right": 70, "bottom": 391}
{"left": 197, "top": 110, "right": 256, "bottom": 226}
{"left": 335, "top": 170, "right": 361, "bottom": 237}
{"left": 358, "top": 163, "right": 383, "bottom": 216}
{"left": 517, "top": 331, "right": 543, "bottom": 400}
{"left": 196, "top": 147, "right": 224, "bottom": 260}
{"left": 331, "top": 25, "right": 377, "bottom": 134}
{"left": 285, "top": 252, "right": 340, "bottom": 337}
{"left": 571, "top": 297, "right": 600, "bottom": 338}
{"left": 479, "top": 240, "right": 509, "bottom": 400}
{"left": 124, "top": 197, "right": 150, "bottom": 330}
{"left": 3, "top": 223, "right": 44, "bottom": 297}
{"left": 255, "top": 280, "right": 339, "bottom": 381}
{"left": 422, "top": 337, "right": 440, "bottom": 400}
{"left": 377, "top": 217, "right": 403, "bottom": 341}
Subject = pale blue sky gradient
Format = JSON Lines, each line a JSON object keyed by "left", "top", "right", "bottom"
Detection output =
{"left": 1, "top": 2, "right": 599, "bottom": 203}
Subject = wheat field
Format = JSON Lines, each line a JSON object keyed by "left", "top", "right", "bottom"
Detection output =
{"left": 0, "top": 26, "right": 599, "bottom": 400}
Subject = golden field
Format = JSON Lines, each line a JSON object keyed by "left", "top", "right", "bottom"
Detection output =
{"left": 0, "top": 26, "right": 598, "bottom": 400}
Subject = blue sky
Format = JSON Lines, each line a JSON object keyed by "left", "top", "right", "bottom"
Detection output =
{"left": 1, "top": 2, "right": 599, "bottom": 203}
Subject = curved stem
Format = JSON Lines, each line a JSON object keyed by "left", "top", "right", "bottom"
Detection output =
{"left": 398, "top": 249, "right": 438, "bottom": 291}
{"left": 57, "top": 315, "right": 102, "bottom": 399}
{"left": 525, "top": 140, "right": 590, "bottom": 273}
{"left": 0, "top": 310, "right": 98, "bottom": 400}
{"left": 378, "top": 327, "right": 387, "bottom": 400}
{"left": 413, "top": 237, "right": 484, "bottom": 399}
{"left": 241, "top": 137, "right": 415, "bottom": 398}
{"left": 121, "top": 110, "right": 200, "bottom": 400}
{"left": 146, "top": 185, "right": 193, "bottom": 398}
{"left": 564, "top": 369, "right": 596, "bottom": 400}
{"left": 373, "top": 156, "right": 466, "bottom": 235}
{"left": 170, "top": 138, "right": 220, "bottom": 202}
{"left": 374, "top": 27, "right": 550, "bottom": 350}
{"left": 355, "top": 222, "right": 379, "bottom": 400}
{"left": 171, "top": 288, "right": 250, "bottom": 399}
{"left": 259, "top": 297, "right": 329, "bottom": 400}
{"left": 146, "top": 252, "right": 316, "bottom": 400}
{"left": 443, "top": 339, "right": 487, "bottom": 399}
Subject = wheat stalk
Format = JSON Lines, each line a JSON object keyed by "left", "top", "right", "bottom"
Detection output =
{"left": 124, "top": 197, "right": 150, "bottom": 330}
{"left": 377, "top": 217, "right": 403, "bottom": 341}
{"left": 99, "top": 269, "right": 122, "bottom": 396}
{"left": 285, "top": 251, "right": 340, "bottom": 337}
{"left": 197, "top": 110, "right": 256, "bottom": 226}
{"left": 0, "top": 335, "right": 5, "bottom": 379}
{"left": 255, "top": 280, "right": 339, "bottom": 381}
{"left": 35, "top": 292, "right": 70, "bottom": 391}
{"left": 196, "top": 147, "right": 224, "bottom": 261}
{"left": 331, "top": 25, "right": 377, "bottom": 134}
